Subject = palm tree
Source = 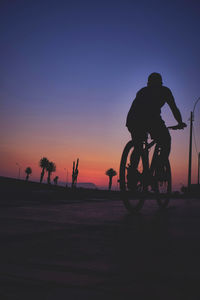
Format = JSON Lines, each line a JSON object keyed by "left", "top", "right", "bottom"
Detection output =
{"left": 39, "top": 157, "right": 49, "bottom": 183}
{"left": 105, "top": 168, "right": 117, "bottom": 190}
{"left": 25, "top": 167, "right": 32, "bottom": 181}
{"left": 46, "top": 161, "right": 56, "bottom": 184}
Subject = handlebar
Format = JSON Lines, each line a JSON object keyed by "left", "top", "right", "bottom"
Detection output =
{"left": 168, "top": 123, "right": 187, "bottom": 130}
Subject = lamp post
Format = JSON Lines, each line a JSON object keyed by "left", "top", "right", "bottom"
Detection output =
{"left": 188, "top": 97, "right": 200, "bottom": 191}
{"left": 64, "top": 168, "right": 68, "bottom": 187}
{"left": 16, "top": 163, "right": 21, "bottom": 179}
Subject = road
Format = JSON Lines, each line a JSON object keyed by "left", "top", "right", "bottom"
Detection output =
{"left": 0, "top": 197, "right": 200, "bottom": 299}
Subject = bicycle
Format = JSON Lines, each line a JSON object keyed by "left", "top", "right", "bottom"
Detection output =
{"left": 119, "top": 124, "right": 186, "bottom": 213}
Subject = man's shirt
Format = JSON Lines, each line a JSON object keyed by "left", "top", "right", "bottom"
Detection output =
{"left": 126, "top": 85, "right": 175, "bottom": 130}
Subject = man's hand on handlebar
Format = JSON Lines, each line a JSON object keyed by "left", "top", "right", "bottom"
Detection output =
{"left": 168, "top": 122, "right": 187, "bottom": 130}
{"left": 178, "top": 122, "right": 187, "bottom": 129}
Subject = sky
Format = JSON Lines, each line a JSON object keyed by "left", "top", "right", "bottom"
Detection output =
{"left": 1, "top": 0, "right": 200, "bottom": 189}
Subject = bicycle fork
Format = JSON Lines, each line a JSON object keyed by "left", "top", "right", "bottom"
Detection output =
{"left": 142, "top": 143, "right": 160, "bottom": 189}
{"left": 141, "top": 142, "right": 150, "bottom": 190}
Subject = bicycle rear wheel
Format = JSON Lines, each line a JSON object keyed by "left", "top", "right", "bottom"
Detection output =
{"left": 154, "top": 159, "right": 171, "bottom": 208}
{"left": 119, "top": 141, "right": 145, "bottom": 213}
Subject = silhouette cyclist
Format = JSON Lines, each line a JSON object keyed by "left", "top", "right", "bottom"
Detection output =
{"left": 126, "top": 72, "right": 186, "bottom": 183}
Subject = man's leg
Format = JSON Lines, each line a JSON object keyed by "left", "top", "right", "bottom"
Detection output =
{"left": 130, "top": 131, "right": 144, "bottom": 168}
{"left": 150, "top": 121, "right": 171, "bottom": 171}
{"left": 158, "top": 128, "right": 171, "bottom": 163}
{"left": 126, "top": 134, "right": 143, "bottom": 190}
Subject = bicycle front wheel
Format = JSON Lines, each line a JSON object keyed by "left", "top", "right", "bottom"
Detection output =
{"left": 154, "top": 159, "right": 172, "bottom": 208}
{"left": 119, "top": 141, "right": 145, "bottom": 213}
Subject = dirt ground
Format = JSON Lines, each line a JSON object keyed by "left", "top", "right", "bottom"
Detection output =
{"left": 1, "top": 196, "right": 200, "bottom": 300}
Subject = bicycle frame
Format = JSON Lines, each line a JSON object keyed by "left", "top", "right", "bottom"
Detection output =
{"left": 141, "top": 137, "right": 160, "bottom": 182}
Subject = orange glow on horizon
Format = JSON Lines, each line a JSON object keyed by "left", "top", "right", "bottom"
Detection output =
{"left": 0, "top": 137, "right": 194, "bottom": 190}
{"left": 0, "top": 105, "right": 196, "bottom": 190}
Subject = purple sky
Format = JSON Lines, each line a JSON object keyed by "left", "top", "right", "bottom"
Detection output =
{"left": 1, "top": 0, "right": 200, "bottom": 188}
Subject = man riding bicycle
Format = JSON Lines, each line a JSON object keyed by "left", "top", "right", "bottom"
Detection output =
{"left": 126, "top": 72, "right": 186, "bottom": 186}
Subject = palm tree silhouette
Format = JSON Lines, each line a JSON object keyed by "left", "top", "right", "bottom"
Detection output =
{"left": 105, "top": 168, "right": 117, "bottom": 190}
{"left": 46, "top": 161, "right": 56, "bottom": 184}
{"left": 39, "top": 157, "right": 49, "bottom": 183}
{"left": 25, "top": 167, "right": 32, "bottom": 181}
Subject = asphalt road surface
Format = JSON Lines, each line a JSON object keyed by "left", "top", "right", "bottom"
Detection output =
{"left": 1, "top": 197, "right": 200, "bottom": 300}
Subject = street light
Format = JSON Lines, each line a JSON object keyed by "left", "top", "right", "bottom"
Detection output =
{"left": 16, "top": 163, "right": 21, "bottom": 179}
{"left": 64, "top": 168, "right": 68, "bottom": 187}
{"left": 188, "top": 97, "right": 200, "bottom": 191}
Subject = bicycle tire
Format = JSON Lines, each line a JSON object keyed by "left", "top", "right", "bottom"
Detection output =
{"left": 154, "top": 159, "right": 171, "bottom": 208}
{"left": 119, "top": 141, "right": 145, "bottom": 213}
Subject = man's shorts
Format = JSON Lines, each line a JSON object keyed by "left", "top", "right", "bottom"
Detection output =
{"left": 130, "top": 118, "right": 171, "bottom": 148}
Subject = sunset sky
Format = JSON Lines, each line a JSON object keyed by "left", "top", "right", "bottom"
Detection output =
{"left": 1, "top": 0, "right": 200, "bottom": 189}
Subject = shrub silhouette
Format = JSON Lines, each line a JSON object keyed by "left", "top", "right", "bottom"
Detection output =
{"left": 25, "top": 167, "right": 32, "bottom": 181}
{"left": 53, "top": 176, "right": 59, "bottom": 185}
{"left": 105, "top": 168, "right": 117, "bottom": 190}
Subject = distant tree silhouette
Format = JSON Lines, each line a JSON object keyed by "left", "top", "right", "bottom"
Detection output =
{"left": 25, "top": 167, "right": 32, "bottom": 181}
{"left": 105, "top": 168, "right": 117, "bottom": 190}
{"left": 39, "top": 157, "right": 49, "bottom": 183}
{"left": 181, "top": 185, "right": 188, "bottom": 194}
{"left": 72, "top": 159, "right": 79, "bottom": 189}
{"left": 53, "top": 176, "right": 59, "bottom": 185}
{"left": 46, "top": 161, "right": 56, "bottom": 184}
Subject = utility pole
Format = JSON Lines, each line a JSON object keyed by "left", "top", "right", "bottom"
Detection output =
{"left": 198, "top": 153, "right": 200, "bottom": 185}
{"left": 16, "top": 163, "right": 21, "bottom": 179}
{"left": 64, "top": 168, "right": 68, "bottom": 187}
{"left": 188, "top": 97, "right": 200, "bottom": 191}
{"left": 188, "top": 111, "right": 193, "bottom": 192}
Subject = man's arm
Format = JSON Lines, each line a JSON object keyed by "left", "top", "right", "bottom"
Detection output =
{"left": 166, "top": 88, "right": 184, "bottom": 125}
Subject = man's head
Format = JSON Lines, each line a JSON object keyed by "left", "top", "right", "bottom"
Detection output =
{"left": 147, "top": 73, "right": 163, "bottom": 86}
